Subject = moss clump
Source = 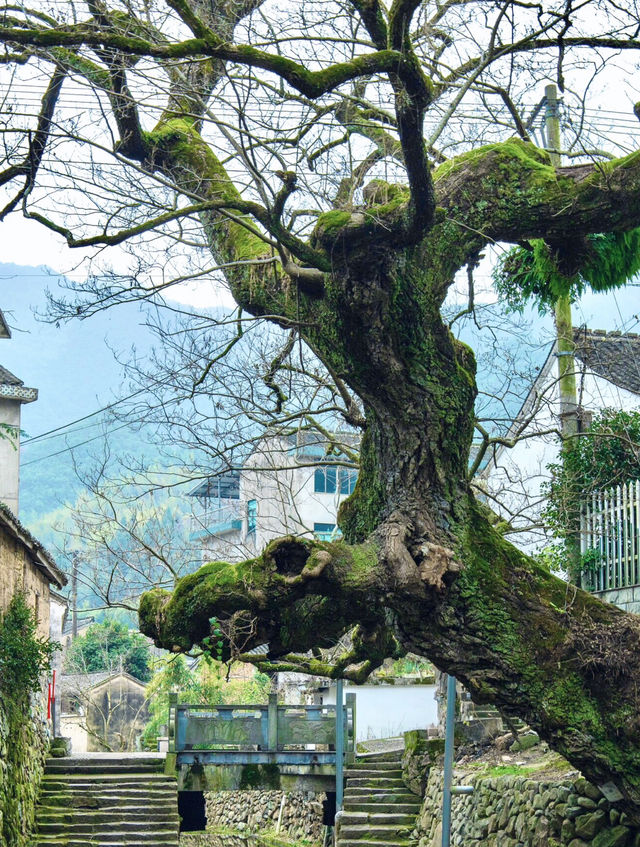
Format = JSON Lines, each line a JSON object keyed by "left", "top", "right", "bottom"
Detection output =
{"left": 239, "top": 763, "right": 281, "bottom": 790}
{"left": 314, "top": 209, "right": 352, "bottom": 238}
{"left": 434, "top": 137, "right": 553, "bottom": 185}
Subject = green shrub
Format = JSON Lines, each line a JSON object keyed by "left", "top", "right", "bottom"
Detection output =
{"left": 0, "top": 593, "right": 57, "bottom": 705}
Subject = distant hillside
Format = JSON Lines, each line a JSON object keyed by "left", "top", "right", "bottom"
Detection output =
{"left": 0, "top": 264, "right": 186, "bottom": 544}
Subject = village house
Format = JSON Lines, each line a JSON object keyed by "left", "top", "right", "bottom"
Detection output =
{"left": 0, "top": 307, "right": 67, "bottom": 636}
{"left": 0, "top": 310, "right": 37, "bottom": 516}
{"left": 188, "top": 430, "right": 359, "bottom": 563}
{"left": 482, "top": 327, "right": 640, "bottom": 611}
{"left": 0, "top": 504, "right": 67, "bottom": 640}
{"left": 59, "top": 670, "right": 149, "bottom": 753}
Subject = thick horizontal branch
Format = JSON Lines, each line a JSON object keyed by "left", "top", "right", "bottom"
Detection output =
{"left": 434, "top": 139, "right": 640, "bottom": 251}
{"left": 0, "top": 23, "right": 420, "bottom": 99}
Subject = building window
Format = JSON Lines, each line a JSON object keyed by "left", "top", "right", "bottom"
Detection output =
{"left": 247, "top": 500, "right": 257, "bottom": 535}
{"left": 191, "top": 471, "right": 240, "bottom": 503}
{"left": 314, "top": 522, "right": 337, "bottom": 541}
{"left": 314, "top": 467, "right": 337, "bottom": 493}
{"left": 339, "top": 467, "right": 358, "bottom": 495}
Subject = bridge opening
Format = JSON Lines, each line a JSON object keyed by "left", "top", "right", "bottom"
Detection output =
{"left": 179, "top": 790, "right": 207, "bottom": 832}
{"left": 323, "top": 791, "right": 336, "bottom": 824}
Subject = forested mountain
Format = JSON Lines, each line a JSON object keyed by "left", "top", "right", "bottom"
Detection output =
{"left": 1, "top": 264, "right": 168, "bottom": 532}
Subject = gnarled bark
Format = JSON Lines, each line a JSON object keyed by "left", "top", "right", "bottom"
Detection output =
{"left": 2, "top": 0, "right": 640, "bottom": 821}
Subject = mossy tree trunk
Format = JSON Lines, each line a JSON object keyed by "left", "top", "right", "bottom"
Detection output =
{"left": 139, "top": 124, "right": 640, "bottom": 822}
{"left": 3, "top": 0, "right": 640, "bottom": 821}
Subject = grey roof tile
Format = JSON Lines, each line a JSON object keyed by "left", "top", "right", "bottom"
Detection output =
{"left": 0, "top": 364, "right": 22, "bottom": 385}
{"left": 573, "top": 328, "right": 640, "bottom": 396}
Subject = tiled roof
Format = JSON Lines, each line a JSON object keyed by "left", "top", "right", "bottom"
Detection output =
{"left": 0, "top": 364, "right": 22, "bottom": 385}
{"left": 0, "top": 503, "right": 67, "bottom": 589}
{"left": 0, "top": 310, "right": 10, "bottom": 339}
{"left": 60, "top": 671, "right": 147, "bottom": 694}
{"left": 62, "top": 616, "right": 95, "bottom": 636}
{"left": 573, "top": 329, "right": 640, "bottom": 396}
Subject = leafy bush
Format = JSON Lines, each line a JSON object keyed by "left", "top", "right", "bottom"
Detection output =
{"left": 493, "top": 232, "right": 640, "bottom": 312}
{"left": 543, "top": 408, "right": 640, "bottom": 581}
{"left": 545, "top": 409, "right": 640, "bottom": 532}
{"left": 64, "top": 619, "right": 152, "bottom": 681}
{"left": 0, "top": 593, "right": 57, "bottom": 702}
{"left": 140, "top": 654, "right": 270, "bottom": 750}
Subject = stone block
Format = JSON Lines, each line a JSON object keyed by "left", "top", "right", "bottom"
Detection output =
{"left": 510, "top": 732, "right": 540, "bottom": 752}
{"left": 575, "top": 809, "right": 607, "bottom": 839}
{"left": 561, "top": 818, "right": 575, "bottom": 842}
{"left": 591, "top": 826, "right": 632, "bottom": 847}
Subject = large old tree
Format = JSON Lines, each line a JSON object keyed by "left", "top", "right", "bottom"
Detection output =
{"left": 2, "top": 0, "right": 640, "bottom": 818}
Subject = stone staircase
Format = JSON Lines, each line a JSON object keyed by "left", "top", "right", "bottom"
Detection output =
{"left": 31, "top": 753, "right": 179, "bottom": 847}
{"left": 337, "top": 750, "right": 421, "bottom": 847}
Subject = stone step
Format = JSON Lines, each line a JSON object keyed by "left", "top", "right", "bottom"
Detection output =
{"left": 35, "top": 840, "right": 178, "bottom": 847}
{"left": 34, "top": 830, "right": 178, "bottom": 844}
{"left": 45, "top": 753, "right": 165, "bottom": 773}
{"left": 39, "top": 788, "right": 176, "bottom": 800}
{"left": 346, "top": 768, "right": 402, "bottom": 778}
{"left": 42, "top": 771, "right": 173, "bottom": 782}
{"left": 41, "top": 783, "right": 176, "bottom": 795}
{"left": 344, "top": 777, "right": 406, "bottom": 789}
{"left": 339, "top": 825, "right": 414, "bottom": 841}
{"left": 349, "top": 761, "right": 402, "bottom": 771}
{"left": 339, "top": 813, "right": 417, "bottom": 826}
{"left": 41, "top": 780, "right": 176, "bottom": 792}
{"left": 342, "top": 803, "right": 421, "bottom": 815}
{"left": 38, "top": 798, "right": 176, "bottom": 813}
{"left": 338, "top": 841, "right": 412, "bottom": 847}
{"left": 37, "top": 810, "right": 179, "bottom": 826}
{"left": 344, "top": 789, "right": 417, "bottom": 801}
{"left": 37, "top": 801, "right": 177, "bottom": 813}
{"left": 38, "top": 820, "right": 179, "bottom": 835}
{"left": 44, "top": 763, "right": 166, "bottom": 775}
{"left": 355, "top": 750, "right": 403, "bottom": 763}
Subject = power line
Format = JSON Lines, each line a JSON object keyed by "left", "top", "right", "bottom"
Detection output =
{"left": 21, "top": 384, "right": 152, "bottom": 444}
{"left": 21, "top": 420, "right": 133, "bottom": 465}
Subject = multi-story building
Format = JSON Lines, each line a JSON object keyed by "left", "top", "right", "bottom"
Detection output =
{"left": 188, "top": 431, "right": 358, "bottom": 562}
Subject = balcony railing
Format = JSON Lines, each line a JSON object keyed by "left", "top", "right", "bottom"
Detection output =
{"left": 190, "top": 500, "right": 245, "bottom": 539}
{"left": 580, "top": 479, "right": 640, "bottom": 591}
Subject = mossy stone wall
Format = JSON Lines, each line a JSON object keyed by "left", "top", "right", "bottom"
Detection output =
{"left": 415, "top": 767, "right": 640, "bottom": 847}
{"left": 0, "top": 691, "right": 48, "bottom": 847}
{"left": 204, "top": 789, "right": 325, "bottom": 841}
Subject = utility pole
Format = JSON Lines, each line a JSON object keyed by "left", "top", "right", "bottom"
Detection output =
{"left": 545, "top": 83, "right": 578, "bottom": 441}
{"left": 545, "top": 84, "right": 581, "bottom": 581}
{"left": 71, "top": 552, "right": 78, "bottom": 639}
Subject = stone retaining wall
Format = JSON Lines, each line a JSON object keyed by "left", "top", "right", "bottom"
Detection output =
{"left": 204, "top": 789, "right": 325, "bottom": 842}
{"left": 415, "top": 767, "right": 640, "bottom": 847}
{"left": 181, "top": 834, "right": 294, "bottom": 847}
{"left": 0, "top": 692, "right": 48, "bottom": 847}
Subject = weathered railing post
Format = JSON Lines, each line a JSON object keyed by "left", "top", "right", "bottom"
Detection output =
{"left": 335, "top": 678, "right": 344, "bottom": 812}
{"left": 168, "top": 692, "right": 178, "bottom": 753}
{"left": 442, "top": 675, "right": 473, "bottom": 847}
{"left": 268, "top": 692, "right": 279, "bottom": 750}
{"left": 345, "top": 693, "right": 356, "bottom": 765}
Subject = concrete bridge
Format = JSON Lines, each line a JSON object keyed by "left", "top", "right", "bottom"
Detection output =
{"left": 167, "top": 692, "right": 356, "bottom": 795}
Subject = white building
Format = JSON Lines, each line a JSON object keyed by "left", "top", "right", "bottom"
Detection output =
{"left": 188, "top": 431, "right": 358, "bottom": 562}
{"left": 482, "top": 328, "right": 640, "bottom": 553}
{"left": 0, "top": 309, "right": 38, "bottom": 515}
{"left": 318, "top": 678, "right": 438, "bottom": 742}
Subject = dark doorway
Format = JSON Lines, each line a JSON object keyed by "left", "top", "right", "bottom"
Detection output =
{"left": 179, "top": 791, "right": 207, "bottom": 832}
{"left": 323, "top": 792, "right": 337, "bottom": 825}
